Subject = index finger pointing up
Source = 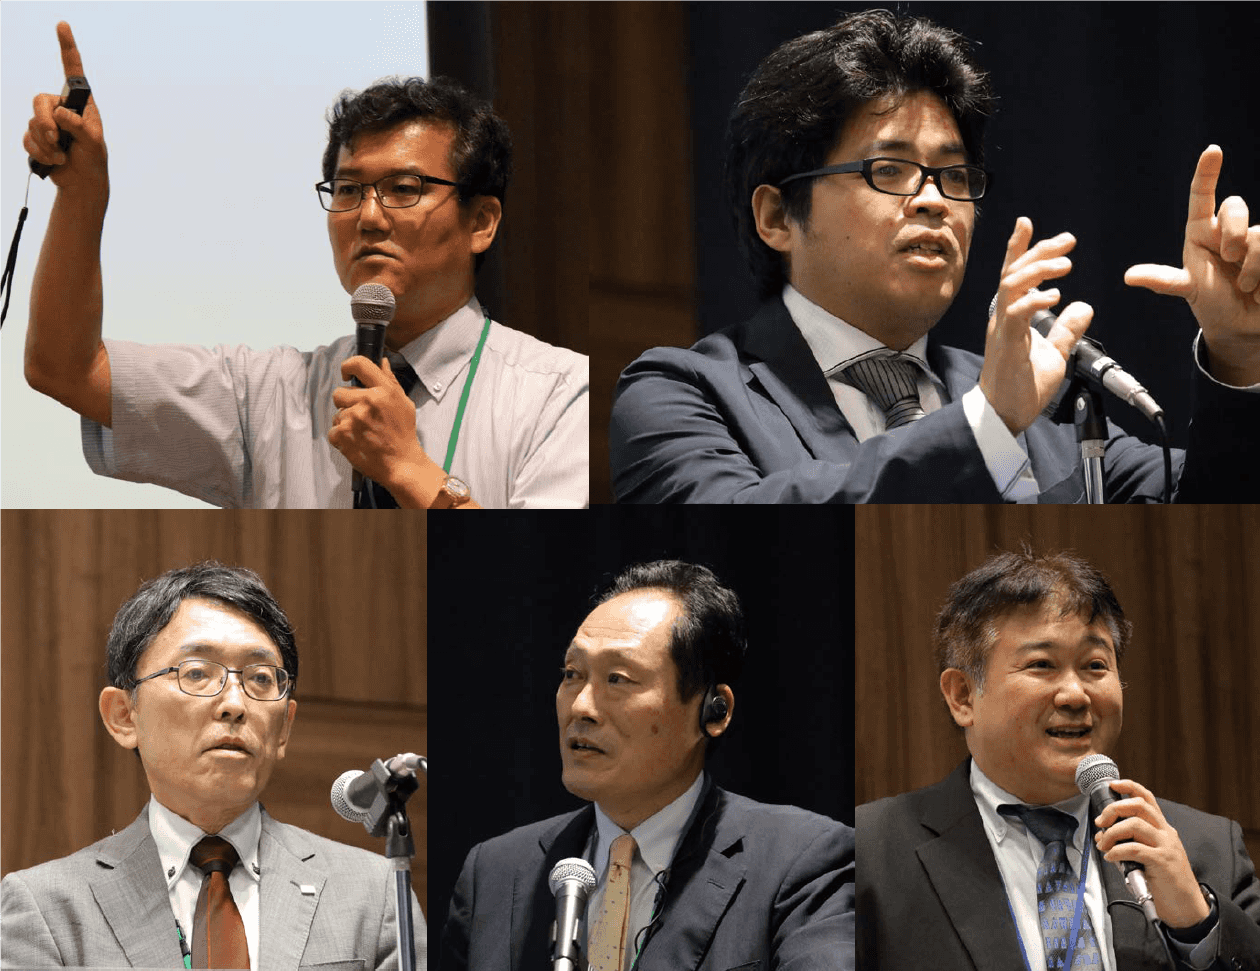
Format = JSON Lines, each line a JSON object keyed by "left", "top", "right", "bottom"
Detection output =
{"left": 1186, "top": 144, "right": 1223, "bottom": 226}
{"left": 57, "top": 21, "right": 86, "bottom": 79}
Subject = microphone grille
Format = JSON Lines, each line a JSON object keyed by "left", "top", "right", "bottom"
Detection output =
{"left": 351, "top": 283, "right": 396, "bottom": 323}
{"left": 548, "top": 857, "right": 596, "bottom": 896}
{"left": 330, "top": 769, "right": 369, "bottom": 823}
{"left": 1075, "top": 753, "right": 1119, "bottom": 795}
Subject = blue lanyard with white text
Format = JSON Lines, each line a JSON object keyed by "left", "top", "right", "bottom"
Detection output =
{"left": 1005, "top": 820, "right": 1093, "bottom": 971}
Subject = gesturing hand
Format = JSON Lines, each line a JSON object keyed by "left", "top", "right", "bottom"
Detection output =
{"left": 1125, "top": 145, "right": 1260, "bottom": 386}
{"left": 979, "top": 217, "right": 1095, "bottom": 435}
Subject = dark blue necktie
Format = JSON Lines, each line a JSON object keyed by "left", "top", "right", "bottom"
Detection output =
{"left": 998, "top": 805, "right": 1102, "bottom": 970}
{"left": 355, "top": 354, "right": 420, "bottom": 509}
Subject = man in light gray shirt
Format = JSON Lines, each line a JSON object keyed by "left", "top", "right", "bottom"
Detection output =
{"left": 23, "top": 21, "right": 587, "bottom": 509}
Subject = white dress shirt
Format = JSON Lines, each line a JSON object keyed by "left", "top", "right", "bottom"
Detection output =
{"left": 586, "top": 772, "right": 705, "bottom": 971}
{"left": 784, "top": 284, "right": 1039, "bottom": 500}
{"left": 148, "top": 796, "right": 262, "bottom": 970}
{"left": 83, "top": 296, "right": 589, "bottom": 508}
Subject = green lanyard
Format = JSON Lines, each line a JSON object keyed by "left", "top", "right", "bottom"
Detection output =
{"left": 442, "top": 315, "right": 491, "bottom": 473}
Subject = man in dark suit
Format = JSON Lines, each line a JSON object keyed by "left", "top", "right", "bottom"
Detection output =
{"left": 440, "top": 560, "right": 854, "bottom": 971}
{"left": 857, "top": 550, "right": 1260, "bottom": 970}
{"left": 609, "top": 10, "right": 1260, "bottom": 503}
{"left": 1, "top": 562, "right": 425, "bottom": 970}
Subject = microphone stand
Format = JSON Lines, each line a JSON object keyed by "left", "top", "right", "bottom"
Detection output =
{"left": 353, "top": 758, "right": 423, "bottom": 971}
{"left": 1073, "top": 383, "right": 1108, "bottom": 504}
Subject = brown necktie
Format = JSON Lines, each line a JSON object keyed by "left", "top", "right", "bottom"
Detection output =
{"left": 587, "top": 833, "right": 636, "bottom": 971}
{"left": 190, "top": 836, "right": 249, "bottom": 970}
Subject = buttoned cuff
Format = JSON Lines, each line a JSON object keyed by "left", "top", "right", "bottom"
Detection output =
{"left": 962, "top": 385, "right": 1040, "bottom": 500}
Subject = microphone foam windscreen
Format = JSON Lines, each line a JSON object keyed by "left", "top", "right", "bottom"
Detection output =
{"left": 351, "top": 283, "right": 396, "bottom": 324}
{"left": 1075, "top": 752, "right": 1119, "bottom": 795}
{"left": 548, "top": 857, "right": 596, "bottom": 896}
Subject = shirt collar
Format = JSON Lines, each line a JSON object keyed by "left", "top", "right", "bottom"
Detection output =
{"left": 591, "top": 771, "right": 705, "bottom": 880}
{"left": 969, "top": 759, "right": 1091, "bottom": 853}
{"left": 394, "top": 296, "right": 486, "bottom": 402}
{"left": 148, "top": 795, "right": 263, "bottom": 890}
{"left": 782, "top": 283, "right": 938, "bottom": 382}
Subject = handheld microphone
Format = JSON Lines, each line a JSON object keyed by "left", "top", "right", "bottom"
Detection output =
{"left": 548, "top": 858, "right": 596, "bottom": 971}
{"left": 1075, "top": 753, "right": 1158, "bottom": 922}
{"left": 988, "top": 293, "right": 1163, "bottom": 421}
{"left": 349, "top": 283, "right": 396, "bottom": 494}
{"left": 331, "top": 753, "right": 425, "bottom": 824}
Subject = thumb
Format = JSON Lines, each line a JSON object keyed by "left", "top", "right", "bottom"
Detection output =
{"left": 1046, "top": 301, "right": 1094, "bottom": 360}
{"left": 1125, "top": 263, "right": 1193, "bottom": 298}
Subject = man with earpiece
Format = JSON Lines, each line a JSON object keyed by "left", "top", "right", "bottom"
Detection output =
{"left": 439, "top": 559, "right": 854, "bottom": 970}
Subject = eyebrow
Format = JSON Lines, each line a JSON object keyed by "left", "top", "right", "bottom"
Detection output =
{"left": 562, "top": 643, "right": 647, "bottom": 670}
{"left": 175, "top": 642, "right": 282, "bottom": 665}
{"left": 332, "top": 166, "right": 429, "bottom": 180}
{"left": 1014, "top": 634, "right": 1116, "bottom": 655}
{"left": 865, "top": 139, "right": 968, "bottom": 159}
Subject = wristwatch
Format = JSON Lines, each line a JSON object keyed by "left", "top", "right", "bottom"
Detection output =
{"left": 431, "top": 474, "right": 471, "bottom": 509}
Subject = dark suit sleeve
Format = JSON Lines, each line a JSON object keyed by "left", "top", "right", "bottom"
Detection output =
{"left": 770, "top": 822, "right": 855, "bottom": 970}
{"left": 439, "top": 843, "right": 478, "bottom": 971}
{"left": 609, "top": 347, "right": 1004, "bottom": 503}
{"left": 1206, "top": 819, "right": 1260, "bottom": 971}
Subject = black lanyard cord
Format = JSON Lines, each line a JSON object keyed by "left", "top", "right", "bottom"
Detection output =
{"left": 0, "top": 173, "right": 34, "bottom": 329}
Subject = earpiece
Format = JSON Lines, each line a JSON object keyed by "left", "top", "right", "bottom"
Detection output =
{"left": 700, "top": 684, "right": 729, "bottom": 736}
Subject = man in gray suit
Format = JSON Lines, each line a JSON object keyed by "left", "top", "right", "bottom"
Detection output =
{"left": 1, "top": 562, "right": 425, "bottom": 970}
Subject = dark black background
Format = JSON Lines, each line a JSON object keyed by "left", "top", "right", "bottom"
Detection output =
{"left": 426, "top": 507, "right": 854, "bottom": 949}
{"left": 688, "top": 2, "right": 1259, "bottom": 448}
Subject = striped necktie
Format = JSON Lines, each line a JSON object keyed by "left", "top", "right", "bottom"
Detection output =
{"left": 839, "top": 352, "right": 927, "bottom": 429}
{"left": 190, "top": 836, "right": 249, "bottom": 969}
{"left": 588, "top": 833, "right": 636, "bottom": 971}
{"left": 356, "top": 354, "right": 421, "bottom": 509}
{"left": 998, "top": 805, "right": 1103, "bottom": 970}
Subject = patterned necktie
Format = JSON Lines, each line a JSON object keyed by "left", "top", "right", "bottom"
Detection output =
{"left": 839, "top": 352, "right": 927, "bottom": 429}
{"left": 190, "top": 836, "right": 249, "bottom": 970}
{"left": 588, "top": 833, "right": 636, "bottom": 971}
{"left": 998, "top": 805, "right": 1102, "bottom": 970}
{"left": 356, "top": 354, "right": 421, "bottom": 509}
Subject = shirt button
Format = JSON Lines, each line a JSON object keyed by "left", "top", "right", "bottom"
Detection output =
{"left": 434, "top": 382, "right": 442, "bottom": 392}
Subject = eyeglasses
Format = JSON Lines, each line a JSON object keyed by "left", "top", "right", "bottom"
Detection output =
{"left": 133, "top": 659, "right": 293, "bottom": 701}
{"left": 315, "top": 173, "right": 461, "bottom": 212}
{"left": 779, "top": 157, "right": 992, "bottom": 202}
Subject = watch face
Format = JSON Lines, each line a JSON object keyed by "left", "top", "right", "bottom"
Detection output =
{"left": 444, "top": 476, "right": 471, "bottom": 501}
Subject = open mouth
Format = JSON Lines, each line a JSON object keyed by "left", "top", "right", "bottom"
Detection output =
{"left": 904, "top": 243, "right": 946, "bottom": 256}
{"left": 1046, "top": 727, "right": 1091, "bottom": 739}
{"left": 568, "top": 739, "right": 605, "bottom": 754}
{"left": 208, "top": 741, "right": 251, "bottom": 755}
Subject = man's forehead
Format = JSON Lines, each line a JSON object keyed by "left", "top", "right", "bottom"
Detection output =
{"left": 834, "top": 91, "right": 967, "bottom": 161}
{"left": 335, "top": 118, "right": 454, "bottom": 177}
{"left": 993, "top": 603, "right": 1117, "bottom": 652}
{"left": 147, "top": 598, "right": 282, "bottom": 660}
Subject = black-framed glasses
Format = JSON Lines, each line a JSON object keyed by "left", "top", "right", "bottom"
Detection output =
{"left": 315, "top": 173, "right": 461, "bottom": 212}
{"left": 779, "top": 157, "right": 991, "bottom": 202}
{"left": 133, "top": 659, "right": 293, "bottom": 701}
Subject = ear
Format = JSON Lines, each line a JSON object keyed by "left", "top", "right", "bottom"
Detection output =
{"left": 704, "top": 684, "right": 735, "bottom": 739}
{"left": 939, "top": 669, "right": 976, "bottom": 729}
{"left": 275, "top": 698, "right": 298, "bottom": 760}
{"left": 751, "top": 184, "right": 795, "bottom": 254}
{"left": 468, "top": 195, "right": 503, "bottom": 255}
{"left": 99, "top": 686, "right": 140, "bottom": 751}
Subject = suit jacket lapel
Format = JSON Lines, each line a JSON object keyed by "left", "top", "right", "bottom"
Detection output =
{"left": 90, "top": 807, "right": 186, "bottom": 968}
{"left": 521, "top": 807, "right": 595, "bottom": 971}
{"left": 639, "top": 780, "right": 745, "bottom": 971}
{"left": 258, "top": 808, "right": 325, "bottom": 971}
{"left": 916, "top": 761, "right": 1028, "bottom": 970}
{"left": 740, "top": 300, "right": 857, "bottom": 461}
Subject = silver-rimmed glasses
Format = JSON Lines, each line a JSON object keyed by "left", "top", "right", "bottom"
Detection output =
{"left": 132, "top": 659, "right": 292, "bottom": 701}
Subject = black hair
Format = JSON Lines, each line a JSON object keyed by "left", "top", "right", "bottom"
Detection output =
{"left": 934, "top": 548, "right": 1132, "bottom": 689}
{"left": 106, "top": 561, "right": 298, "bottom": 697}
{"left": 595, "top": 560, "right": 746, "bottom": 704}
{"left": 725, "top": 9, "right": 996, "bottom": 299}
{"left": 323, "top": 75, "right": 513, "bottom": 272}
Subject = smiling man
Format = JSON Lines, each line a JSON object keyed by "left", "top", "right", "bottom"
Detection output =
{"left": 856, "top": 550, "right": 1260, "bottom": 969}
{"left": 23, "top": 21, "right": 588, "bottom": 508}
{"left": 441, "top": 560, "right": 854, "bottom": 971}
{"left": 609, "top": 9, "right": 1260, "bottom": 503}
{"left": 0, "top": 562, "right": 425, "bottom": 969}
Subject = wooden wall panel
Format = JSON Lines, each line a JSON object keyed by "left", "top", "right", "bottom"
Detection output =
{"left": 854, "top": 505, "right": 1260, "bottom": 865}
{"left": 1, "top": 510, "right": 429, "bottom": 919}
{"left": 588, "top": 1, "right": 697, "bottom": 503}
